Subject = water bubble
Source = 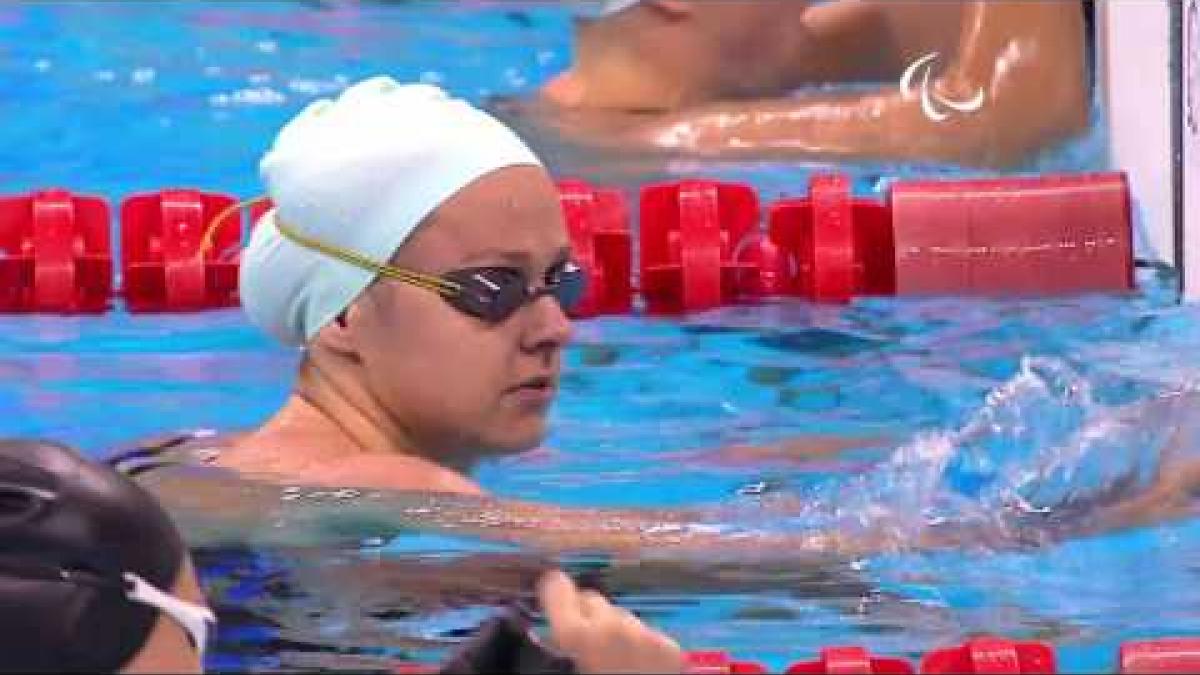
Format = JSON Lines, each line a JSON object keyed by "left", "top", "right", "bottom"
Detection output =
{"left": 737, "top": 481, "right": 768, "bottom": 496}
{"left": 131, "top": 67, "right": 156, "bottom": 85}
{"left": 229, "top": 87, "right": 285, "bottom": 106}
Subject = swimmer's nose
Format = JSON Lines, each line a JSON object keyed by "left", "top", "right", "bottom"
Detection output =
{"left": 521, "top": 292, "right": 573, "bottom": 354}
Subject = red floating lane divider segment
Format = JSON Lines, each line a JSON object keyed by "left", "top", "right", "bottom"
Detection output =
{"left": 0, "top": 189, "right": 112, "bottom": 313}
{"left": 388, "top": 638, "right": 1200, "bottom": 675}
{"left": 685, "top": 650, "right": 769, "bottom": 674}
{"left": 767, "top": 173, "right": 893, "bottom": 303}
{"left": 919, "top": 636, "right": 1056, "bottom": 674}
{"left": 889, "top": 172, "right": 1132, "bottom": 297}
{"left": 785, "top": 646, "right": 915, "bottom": 674}
{"left": 557, "top": 178, "right": 633, "bottom": 317}
{"left": 1119, "top": 638, "right": 1200, "bottom": 674}
{"left": 121, "top": 188, "right": 242, "bottom": 312}
{"left": 640, "top": 179, "right": 765, "bottom": 314}
{"left": 0, "top": 170, "right": 1137, "bottom": 314}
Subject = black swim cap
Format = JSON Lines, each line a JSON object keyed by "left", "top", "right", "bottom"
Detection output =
{"left": 0, "top": 439, "right": 187, "bottom": 672}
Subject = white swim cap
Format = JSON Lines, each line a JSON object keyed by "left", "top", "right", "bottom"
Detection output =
{"left": 575, "top": 0, "right": 644, "bottom": 18}
{"left": 239, "top": 76, "right": 543, "bottom": 346}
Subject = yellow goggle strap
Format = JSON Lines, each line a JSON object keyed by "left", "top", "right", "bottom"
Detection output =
{"left": 198, "top": 195, "right": 460, "bottom": 296}
{"left": 272, "top": 218, "right": 459, "bottom": 296}
{"left": 198, "top": 195, "right": 274, "bottom": 259}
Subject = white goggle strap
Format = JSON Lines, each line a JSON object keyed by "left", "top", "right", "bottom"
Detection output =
{"left": 123, "top": 572, "right": 217, "bottom": 660}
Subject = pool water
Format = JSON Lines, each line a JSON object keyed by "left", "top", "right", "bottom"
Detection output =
{"left": 2, "top": 2, "right": 1198, "bottom": 673}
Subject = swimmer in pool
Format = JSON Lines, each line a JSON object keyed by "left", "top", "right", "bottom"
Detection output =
{"left": 512, "top": 0, "right": 1091, "bottom": 168}
{"left": 0, "top": 439, "right": 212, "bottom": 674}
{"left": 129, "top": 76, "right": 1200, "bottom": 559}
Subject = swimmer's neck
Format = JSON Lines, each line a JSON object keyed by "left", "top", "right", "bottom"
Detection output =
{"left": 226, "top": 395, "right": 487, "bottom": 495}
{"left": 265, "top": 360, "right": 481, "bottom": 477}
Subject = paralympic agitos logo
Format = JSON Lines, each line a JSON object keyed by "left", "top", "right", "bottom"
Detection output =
{"left": 900, "top": 52, "right": 985, "bottom": 122}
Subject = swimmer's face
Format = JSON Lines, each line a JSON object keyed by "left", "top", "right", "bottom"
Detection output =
{"left": 119, "top": 556, "right": 207, "bottom": 674}
{"left": 544, "top": 0, "right": 798, "bottom": 110}
{"left": 348, "top": 165, "right": 573, "bottom": 457}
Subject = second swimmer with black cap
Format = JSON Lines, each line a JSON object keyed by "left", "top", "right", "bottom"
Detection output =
{"left": 0, "top": 439, "right": 212, "bottom": 674}
{"left": 0, "top": 437, "right": 681, "bottom": 674}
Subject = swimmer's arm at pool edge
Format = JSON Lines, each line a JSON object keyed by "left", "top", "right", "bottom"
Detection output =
{"left": 631, "top": 1, "right": 1088, "bottom": 167}
{"left": 137, "top": 454, "right": 1200, "bottom": 559}
{"left": 134, "top": 392, "right": 1200, "bottom": 555}
{"left": 136, "top": 464, "right": 876, "bottom": 555}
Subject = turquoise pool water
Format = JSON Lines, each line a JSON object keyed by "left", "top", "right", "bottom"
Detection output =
{"left": 2, "top": 2, "right": 1199, "bottom": 673}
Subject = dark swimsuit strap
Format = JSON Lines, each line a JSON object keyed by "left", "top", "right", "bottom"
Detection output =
{"left": 104, "top": 432, "right": 215, "bottom": 477}
{"left": 104, "top": 433, "right": 194, "bottom": 466}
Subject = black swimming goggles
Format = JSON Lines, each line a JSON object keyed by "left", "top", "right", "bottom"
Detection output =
{"left": 273, "top": 218, "right": 587, "bottom": 324}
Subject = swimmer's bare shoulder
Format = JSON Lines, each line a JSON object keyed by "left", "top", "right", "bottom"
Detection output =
{"left": 215, "top": 430, "right": 488, "bottom": 495}
{"left": 119, "top": 432, "right": 742, "bottom": 552}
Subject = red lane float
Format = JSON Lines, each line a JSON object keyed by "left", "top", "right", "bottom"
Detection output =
{"left": 393, "top": 638, "right": 1200, "bottom": 675}
{"left": 919, "top": 636, "right": 1055, "bottom": 674}
{"left": 0, "top": 189, "right": 112, "bottom": 312}
{"left": 391, "top": 665, "right": 435, "bottom": 674}
{"left": 785, "top": 646, "right": 914, "bottom": 674}
{"left": 557, "top": 179, "right": 633, "bottom": 317}
{"left": 890, "top": 172, "right": 1133, "bottom": 296}
{"left": 1119, "top": 638, "right": 1200, "bottom": 674}
{"left": 0, "top": 171, "right": 1137, "bottom": 315}
{"left": 768, "top": 173, "right": 895, "bottom": 303}
{"left": 391, "top": 651, "right": 768, "bottom": 675}
{"left": 640, "top": 179, "right": 774, "bottom": 314}
{"left": 121, "top": 189, "right": 242, "bottom": 312}
{"left": 685, "top": 650, "right": 768, "bottom": 674}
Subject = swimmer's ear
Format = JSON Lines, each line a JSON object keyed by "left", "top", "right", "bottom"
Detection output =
{"left": 313, "top": 307, "right": 359, "bottom": 358}
{"left": 645, "top": 0, "right": 692, "bottom": 19}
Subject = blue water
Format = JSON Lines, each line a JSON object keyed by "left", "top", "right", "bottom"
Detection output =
{"left": 1, "top": 2, "right": 1197, "bottom": 673}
